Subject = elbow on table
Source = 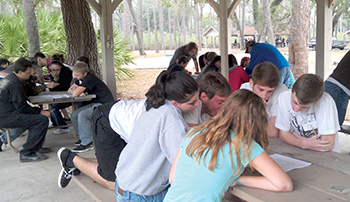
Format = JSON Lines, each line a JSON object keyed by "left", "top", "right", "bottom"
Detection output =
{"left": 275, "top": 179, "right": 293, "bottom": 192}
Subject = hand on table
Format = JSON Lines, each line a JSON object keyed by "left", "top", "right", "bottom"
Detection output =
{"left": 46, "top": 82, "right": 59, "bottom": 89}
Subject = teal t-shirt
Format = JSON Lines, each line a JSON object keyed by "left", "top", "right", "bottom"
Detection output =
{"left": 164, "top": 130, "right": 265, "bottom": 202}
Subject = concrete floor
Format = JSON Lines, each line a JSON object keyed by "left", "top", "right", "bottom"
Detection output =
{"left": 0, "top": 128, "right": 95, "bottom": 202}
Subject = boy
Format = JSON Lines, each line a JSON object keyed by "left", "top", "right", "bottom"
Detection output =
{"left": 240, "top": 62, "right": 287, "bottom": 137}
{"left": 68, "top": 62, "right": 114, "bottom": 152}
{"left": 275, "top": 74, "right": 340, "bottom": 152}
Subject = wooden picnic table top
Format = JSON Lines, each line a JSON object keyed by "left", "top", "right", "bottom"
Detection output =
{"left": 28, "top": 91, "right": 96, "bottom": 105}
{"left": 230, "top": 138, "right": 350, "bottom": 202}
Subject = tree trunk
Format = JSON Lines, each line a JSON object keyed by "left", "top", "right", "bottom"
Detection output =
{"left": 241, "top": 1, "right": 245, "bottom": 49}
{"left": 199, "top": 3, "right": 203, "bottom": 50}
{"left": 252, "top": 0, "right": 262, "bottom": 42}
{"left": 139, "top": 0, "right": 143, "bottom": 41}
{"left": 158, "top": 0, "right": 164, "bottom": 50}
{"left": 261, "top": 0, "right": 275, "bottom": 45}
{"left": 332, "top": 10, "right": 344, "bottom": 36}
{"left": 22, "top": 0, "right": 40, "bottom": 57}
{"left": 153, "top": 0, "right": 159, "bottom": 52}
{"left": 195, "top": 3, "right": 199, "bottom": 48}
{"left": 173, "top": 8, "right": 177, "bottom": 48}
{"left": 182, "top": 7, "right": 186, "bottom": 43}
{"left": 146, "top": 0, "right": 151, "bottom": 50}
{"left": 60, "top": 0, "right": 101, "bottom": 78}
{"left": 126, "top": 0, "right": 146, "bottom": 55}
{"left": 234, "top": 12, "right": 245, "bottom": 50}
{"left": 289, "top": 0, "right": 309, "bottom": 79}
{"left": 168, "top": 7, "right": 172, "bottom": 50}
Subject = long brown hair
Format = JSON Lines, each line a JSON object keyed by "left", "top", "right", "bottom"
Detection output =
{"left": 185, "top": 89, "right": 269, "bottom": 173}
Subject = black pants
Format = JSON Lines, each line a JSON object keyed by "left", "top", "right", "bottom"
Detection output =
{"left": 91, "top": 101, "right": 127, "bottom": 182}
{"left": 0, "top": 114, "right": 49, "bottom": 155}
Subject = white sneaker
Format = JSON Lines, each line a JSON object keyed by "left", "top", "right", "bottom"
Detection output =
{"left": 53, "top": 128, "right": 70, "bottom": 135}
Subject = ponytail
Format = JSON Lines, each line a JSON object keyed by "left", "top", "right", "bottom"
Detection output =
{"left": 145, "top": 70, "right": 198, "bottom": 111}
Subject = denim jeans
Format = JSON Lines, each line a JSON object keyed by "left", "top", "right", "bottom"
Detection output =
{"left": 71, "top": 103, "right": 102, "bottom": 145}
{"left": 279, "top": 66, "right": 292, "bottom": 88}
{"left": 325, "top": 81, "right": 349, "bottom": 125}
{"left": 50, "top": 103, "right": 72, "bottom": 128}
{"left": 0, "top": 128, "right": 27, "bottom": 144}
{"left": 115, "top": 180, "right": 169, "bottom": 202}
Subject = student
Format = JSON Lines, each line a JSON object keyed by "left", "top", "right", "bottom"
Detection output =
{"left": 245, "top": 41, "right": 293, "bottom": 87}
{"left": 169, "top": 42, "right": 199, "bottom": 74}
{"left": 197, "top": 55, "right": 221, "bottom": 81}
{"left": 0, "top": 57, "right": 51, "bottom": 161}
{"left": 167, "top": 55, "right": 190, "bottom": 73}
{"left": 275, "top": 74, "right": 340, "bottom": 152}
{"left": 56, "top": 98, "right": 146, "bottom": 190}
{"left": 240, "top": 62, "right": 287, "bottom": 137}
{"left": 115, "top": 71, "right": 199, "bottom": 201}
{"left": 228, "top": 57, "right": 250, "bottom": 92}
{"left": 47, "top": 60, "right": 73, "bottom": 135}
{"left": 0, "top": 58, "right": 10, "bottom": 71}
{"left": 164, "top": 90, "right": 292, "bottom": 201}
{"left": 34, "top": 52, "right": 51, "bottom": 84}
{"left": 68, "top": 61, "right": 114, "bottom": 152}
{"left": 325, "top": 50, "right": 350, "bottom": 128}
{"left": 183, "top": 71, "right": 231, "bottom": 127}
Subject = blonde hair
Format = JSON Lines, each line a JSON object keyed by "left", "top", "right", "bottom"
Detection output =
{"left": 185, "top": 89, "right": 269, "bottom": 173}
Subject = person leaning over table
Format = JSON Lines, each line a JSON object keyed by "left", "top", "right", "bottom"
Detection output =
{"left": 169, "top": 42, "right": 200, "bottom": 74}
{"left": 240, "top": 62, "right": 287, "bottom": 138}
{"left": 0, "top": 60, "right": 45, "bottom": 151}
{"left": 0, "top": 57, "right": 51, "bottom": 161}
{"left": 47, "top": 60, "right": 73, "bottom": 135}
{"left": 68, "top": 61, "right": 114, "bottom": 153}
{"left": 183, "top": 71, "right": 231, "bottom": 127}
{"left": 275, "top": 74, "right": 340, "bottom": 152}
{"left": 164, "top": 90, "right": 292, "bottom": 202}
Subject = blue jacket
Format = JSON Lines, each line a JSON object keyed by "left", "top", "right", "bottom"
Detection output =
{"left": 245, "top": 43, "right": 290, "bottom": 76}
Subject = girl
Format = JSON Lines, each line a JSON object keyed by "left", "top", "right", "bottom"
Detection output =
{"left": 169, "top": 42, "right": 199, "bottom": 74}
{"left": 115, "top": 70, "right": 200, "bottom": 201}
{"left": 164, "top": 89, "right": 293, "bottom": 201}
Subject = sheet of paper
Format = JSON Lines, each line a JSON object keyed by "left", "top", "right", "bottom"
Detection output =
{"left": 270, "top": 153, "right": 312, "bottom": 172}
{"left": 51, "top": 94, "right": 71, "bottom": 99}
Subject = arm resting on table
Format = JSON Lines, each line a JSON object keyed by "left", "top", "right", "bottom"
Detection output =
{"left": 279, "top": 130, "right": 335, "bottom": 152}
{"left": 235, "top": 152, "right": 293, "bottom": 192}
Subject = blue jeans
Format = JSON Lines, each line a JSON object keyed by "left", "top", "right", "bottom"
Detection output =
{"left": 279, "top": 66, "right": 292, "bottom": 88}
{"left": 71, "top": 103, "right": 101, "bottom": 145}
{"left": 115, "top": 180, "right": 169, "bottom": 202}
{"left": 325, "top": 81, "right": 349, "bottom": 125}
{"left": 0, "top": 128, "right": 27, "bottom": 144}
{"left": 50, "top": 103, "right": 72, "bottom": 128}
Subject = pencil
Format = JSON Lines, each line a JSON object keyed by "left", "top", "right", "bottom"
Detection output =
{"left": 312, "top": 127, "right": 321, "bottom": 140}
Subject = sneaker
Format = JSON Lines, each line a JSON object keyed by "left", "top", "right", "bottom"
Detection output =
{"left": 20, "top": 153, "right": 48, "bottom": 162}
{"left": 0, "top": 138, "right": 3, "bottom": 152}
{"left": 57, "top": 147, "right": 76, "bottom": 188}
{"left": 53, "top": 128, "right": 70, "bottom": 135}
{"left": 73, "top": 169, "right": 81, "bottom": 176}
{"left": 74, "top": 139, "right": 81, "bottom": 146}
{"left": 38, "top": 147, "right": 52, "bottom": 154}
{"left": 72, "top": 142, "right": 94, "bottom": 153}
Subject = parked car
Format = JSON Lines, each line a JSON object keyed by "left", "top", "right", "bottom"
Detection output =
{"left": 309, "top": 37, "right": 346, "bottom": 50}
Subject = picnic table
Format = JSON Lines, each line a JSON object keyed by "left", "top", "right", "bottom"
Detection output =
{"left": 230, "top": 138, "right": 350, "bottom": 202}
{"left": 28, "top": 91, "right": 96, "bottom": 110}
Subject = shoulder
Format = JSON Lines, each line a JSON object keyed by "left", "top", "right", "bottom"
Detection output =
{"left": 240, "top": 82, "right": 251, "bottom": 90}
{"left": 314, "top": 92, "right": 337, "bottom": 108}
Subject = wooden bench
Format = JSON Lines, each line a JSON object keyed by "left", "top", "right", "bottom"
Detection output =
{"left": 0, "top": 128, "right": 19, "bottom": 153}
{"left": 73, "top": 174, "right": 116, "bottom": 202}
